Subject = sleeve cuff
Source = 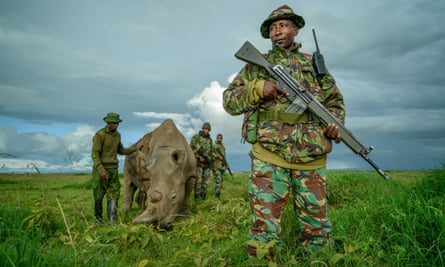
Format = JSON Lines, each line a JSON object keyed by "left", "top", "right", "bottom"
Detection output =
{"left": 247, "top": 79, "right": 265, "bottom": 105}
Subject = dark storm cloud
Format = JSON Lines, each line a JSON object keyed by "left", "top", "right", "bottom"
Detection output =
{"left": 0, "top": 0, "right": 444, "bottom": 172}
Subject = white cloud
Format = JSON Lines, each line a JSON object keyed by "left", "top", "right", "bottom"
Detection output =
{"left": 0, "top": 124, "right": 94, "bottom": 172}
{"left": 187, "top": 80, "right": 244, "bottom": 149}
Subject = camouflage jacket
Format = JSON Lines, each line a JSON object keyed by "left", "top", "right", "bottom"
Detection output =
{"left": 213, "top": 141, "right": 226, "bottom": 170}
{"left": 91, "top": 127, "right": 135, "bottom": 173}
{"left": 223, "top": 42, "right": 345, "bottom": 164}
{"left": 190, "top": 131, "right": 213, "bottom": 167}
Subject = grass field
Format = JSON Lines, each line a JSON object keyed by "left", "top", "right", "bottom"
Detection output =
{"left": 0, "top": 169, "right": 444, "bottom": 266}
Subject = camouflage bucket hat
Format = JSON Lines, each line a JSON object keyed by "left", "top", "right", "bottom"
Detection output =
{"left": 260, "top": 5, "right": 305, "bottom": 38}
{"left": 103, "top": 112, "right": 122, "bottom": 123}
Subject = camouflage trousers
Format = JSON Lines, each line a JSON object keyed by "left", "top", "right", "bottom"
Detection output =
{"left": 213, "top": 168, "right": 225, "bottom": 195}
{"left": 247, "top": 156, "right": 331, "bottom": 259}
{"left": 92, "top": 168, "right": 120, "bottom": 201}
{"left": 194, "top": 165, "right": 212, "bottom": 197}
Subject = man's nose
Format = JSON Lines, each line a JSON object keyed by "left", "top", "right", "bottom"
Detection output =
{"left": 272, "top": 27, "right": 282, "bottom": 36}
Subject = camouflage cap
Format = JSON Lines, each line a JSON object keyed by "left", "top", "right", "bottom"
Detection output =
{"left": 202, "top": 122, "right": 211, "bottom": 131}
{"left": 103, "top": 112, "right": 122, "bottom": 123}
{"left": 260, "top": 5, "right": 305, "bottom": 39}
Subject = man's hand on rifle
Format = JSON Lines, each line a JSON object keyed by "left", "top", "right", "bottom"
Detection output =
{"left": 263, "top": 80, "right": 289, "bottom": 100}
{"left": 324, "top": 123, "right": 341, "bottom": 143}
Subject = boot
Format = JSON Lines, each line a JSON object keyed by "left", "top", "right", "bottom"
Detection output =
{"left": 215, "top": 192, "right": 220, "bottom": 200}
{"left": 94, "top": 200, "right": 103, "bottom": 225}
{"left": 107, "top": 199, "right": 118, "bottom": 224}
{"left": 201, "top": 192, "right": 206, "bottom": 200}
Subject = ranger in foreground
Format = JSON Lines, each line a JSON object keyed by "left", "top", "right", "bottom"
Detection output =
{"left": 223, "top": 5, "right": 344, "bottom": 260}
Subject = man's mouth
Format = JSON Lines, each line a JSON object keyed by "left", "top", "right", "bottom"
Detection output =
{"left": 273, "top": 39, "right": 285, "bottom": 45}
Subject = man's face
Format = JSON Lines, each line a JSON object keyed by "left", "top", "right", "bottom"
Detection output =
{"left": 217, "top": 135, "right": 222, "bottom": 142}
{"left": 107, "top": 122, "right": 119, "bottom": 132}
{"left": 269, "top": 19, "right": 299, "bottom": 49}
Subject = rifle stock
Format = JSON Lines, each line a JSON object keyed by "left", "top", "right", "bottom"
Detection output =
{"left": 235, "top": 41, "right": 388, "bottom": 180}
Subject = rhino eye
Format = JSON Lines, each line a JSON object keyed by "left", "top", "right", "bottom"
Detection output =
{"left": 171, "top": 150, "right": 184, "bottom": 164}
{"left": 172, "top": 152, "right": 178, "bottom": 162}
{"left": 171, "top": 192, "right": 177, "bottom": 200}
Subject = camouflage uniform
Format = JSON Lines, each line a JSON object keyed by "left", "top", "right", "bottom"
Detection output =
{"left": 223, "top": 5, "right": 345, "bottom": 259}
{"left": 91, "top": 112, "right": 135, "bottom": 224}
{"left": 190, "top": 122, "right": 213, "bottom": 200}
{"left": 212, "top": 134, "right": 227, "bottom": 199}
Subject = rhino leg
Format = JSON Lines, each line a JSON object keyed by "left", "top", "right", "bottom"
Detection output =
{"left": 136, "top": 189, "right": 147, "bottom": 210}
{"left": 178, "top": 176, "right": 195, "bottom": 216}
{"left": 122, "top": 181, "right": 137, "bottom": 213}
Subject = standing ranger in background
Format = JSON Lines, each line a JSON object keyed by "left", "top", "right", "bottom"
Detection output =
{"left": 91, "top": 112, "right": 136, "bottom": 225}
{"left": 212, "top": 133, "right": 229, "bottom": 200}
{"left": 190, "top": 122, "right": 213, "bottom": 200}
{"left": 223, "top": 5, "right": 345, "bottom": 260}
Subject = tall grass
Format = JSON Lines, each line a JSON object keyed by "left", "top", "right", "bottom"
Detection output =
{"left": 0, "top": 169, "right": 444, "bottom": 266}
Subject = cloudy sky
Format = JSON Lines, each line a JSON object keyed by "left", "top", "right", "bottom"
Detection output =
{"left": 1, "top": 0, "right": 444, "bottom": 174}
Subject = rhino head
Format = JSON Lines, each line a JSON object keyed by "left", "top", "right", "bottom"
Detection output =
{"left": 132, "top": 146, "right": 188, "bottom": 229}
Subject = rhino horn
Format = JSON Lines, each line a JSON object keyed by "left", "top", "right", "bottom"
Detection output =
{"left": 132, "top": 209, "right": 152, "bottom": 223}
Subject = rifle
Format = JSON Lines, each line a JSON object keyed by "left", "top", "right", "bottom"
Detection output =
{"left": 234, "top": 40, "right": 389, "bottom": 180}
{"left": 191, "top": 143, "right": 212, "bottom": 168}
{"left": 216, "top": 149, "right": 233, "bottom": 179}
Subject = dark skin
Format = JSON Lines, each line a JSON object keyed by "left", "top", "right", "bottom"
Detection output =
{"left": 263, "top": 19, "right": 341, "bottom": 143}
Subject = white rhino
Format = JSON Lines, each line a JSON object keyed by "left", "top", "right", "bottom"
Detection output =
{"left": 122, "top": 119, "right": 196, "bottom": 228}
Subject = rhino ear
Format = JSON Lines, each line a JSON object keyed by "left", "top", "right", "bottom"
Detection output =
{"left": 172, "top": 149, "right": 185, "bottom": 165}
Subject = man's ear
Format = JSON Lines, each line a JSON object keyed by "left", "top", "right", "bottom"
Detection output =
{"left": 293, "top": 26, "right": 300, "bottom": 37}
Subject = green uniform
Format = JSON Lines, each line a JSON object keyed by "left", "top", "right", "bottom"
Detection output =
{"left": 223, "top": 39, "right": 345, "bottom": 257}
{"left": 190, "top": 131, "right": 213, "bottom": 199}
{"left": 91, "top": 126, "right": 135, "bottom": 223}
{"left": 212, "top": 140, "right": 226, "bottom": 198}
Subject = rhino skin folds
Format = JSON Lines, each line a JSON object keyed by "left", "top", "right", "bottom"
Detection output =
{"left": 123, "top": 119, "right": 196, "bottom": 229}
